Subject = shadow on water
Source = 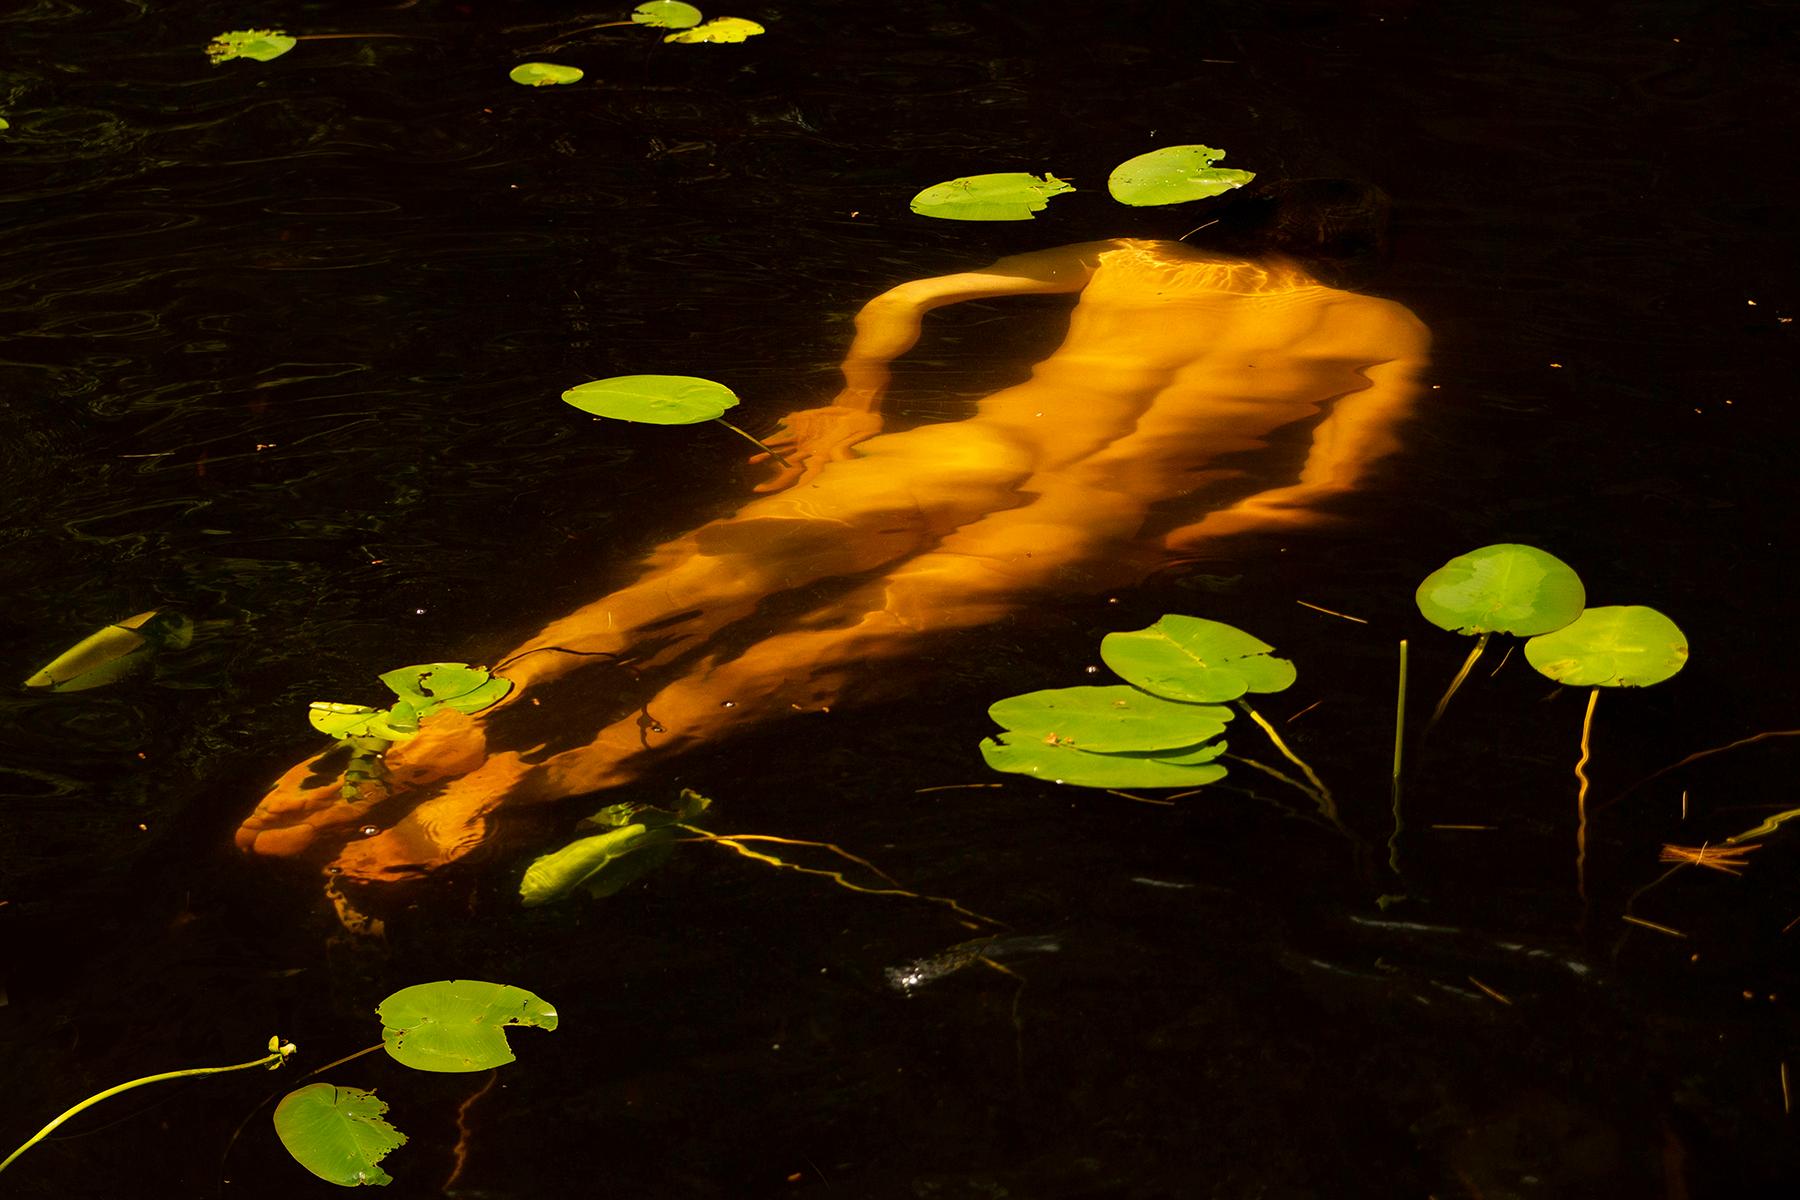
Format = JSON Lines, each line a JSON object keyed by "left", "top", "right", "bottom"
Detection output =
{"left": 2, "top": 0, "right": 1798, "bottom": 1196}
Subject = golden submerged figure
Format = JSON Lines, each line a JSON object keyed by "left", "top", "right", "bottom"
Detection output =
{"left": 240, "top": 198, "right": 1431, "bottom": 884}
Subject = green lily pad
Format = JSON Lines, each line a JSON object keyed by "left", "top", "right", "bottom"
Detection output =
{"left": 206, "top": 29, "right": 297, "bottom": 64}
{"left": 520, "top": 823, "right": 676, "bottom": 906}
{"left": 1107, "top": 145, "right": 1255, "bottom": 207}
{"left": 987, "top": 685, "right": 1232, "bottom": 753}
{"left": 562, "top": 374, "right": 741, "bottom": 424}
{"left": 1416, "top": 543, "right": 1585, "bottom": 637}
{"left": 633, "top": 0, "right": 703, "bottom": 28}
{"left": 378, "top": 981, "right": 559, "bottom": 1073}
{"left": 509, "top": 61, "right": 585, "bottom": 86}
{"left": 909, "top": 172, "right": 1076, "bottom": 222}
{"left": 1523, "top": 605, "right": 1688, "bottom": 688}
{"left": 272, "top": 1084, "right": 406, "bottom": 1187}
{"left": 1100, "top": 615, "right": 1296, "bottom": 703}
{"left": 307, "top": 701, "right": 421, "bottom": 741}
{"left": 663, "top": 16, "right": 765, "bottom": 43}
{"left": 980, "top": 732, "right": 1228, "bottom": 788}
{"left": 23, "top": 609, "right": 190, "bottom": 692}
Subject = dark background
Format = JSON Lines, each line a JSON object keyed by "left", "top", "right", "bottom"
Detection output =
{"left": 2, "top": 1, "right": 1797, "bottom": 1195}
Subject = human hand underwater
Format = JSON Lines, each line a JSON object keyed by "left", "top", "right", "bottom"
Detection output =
{"left": 748, "top": 404, "right": 885, "bottom": 493}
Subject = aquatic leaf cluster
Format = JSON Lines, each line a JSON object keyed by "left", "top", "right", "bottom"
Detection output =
{"left": 981, "top": 615, "right": 1301, "bottom": 789}
{"left": 1416, "top": 543, "right": 1688, "bottom": 697}
{"left": 272, "top": 980, "right": 556, "bottom": 1187}
{"left": 308, "top": 663, "right": 512, "bottom": 798}
{"left": 911, "top": 145, "right": 1254, "bottom": 221}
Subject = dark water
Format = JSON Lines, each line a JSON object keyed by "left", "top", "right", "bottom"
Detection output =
{"left": 3, "top": 0, "right": 1798, "bottom": 1195}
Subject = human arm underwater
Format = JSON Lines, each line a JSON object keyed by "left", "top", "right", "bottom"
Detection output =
{"left": 750, "top": 240, "right": 1119, "bottom": 491}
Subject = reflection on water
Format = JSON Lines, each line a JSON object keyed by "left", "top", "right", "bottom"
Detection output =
{"left": 239, "top": 237, "right": 1429, "bottom": 882}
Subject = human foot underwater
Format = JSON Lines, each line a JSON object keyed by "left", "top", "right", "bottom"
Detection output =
{"left": 238, "top": 182, "right": 1431, "bottom": 884}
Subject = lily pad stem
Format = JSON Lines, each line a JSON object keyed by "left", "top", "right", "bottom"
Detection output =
{"left": 1427, "top": 630, "right": 1490, "bottom": 731}
{"left": 1236, "top": 700, "right": 1335, "bottom": 823}
{"left": 712, "top": 418, "right": 792, "bottom": 468}
{"left": 0, "top": 1043, "right": 293, "bottom": 1176}
{"left": 1575, "top": 688, "right": 1598, "bottom": 903}
{"left": 1389, "top": 639, "right": 1407, "bottom": 874}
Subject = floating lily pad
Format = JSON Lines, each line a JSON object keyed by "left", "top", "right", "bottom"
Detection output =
{"left": 1523, "top": 605, "right": 1688, "bottom": 688}
{"left": 1107, "top": 145, "right": 1255, "bottom": 207}
{"left": 378, "top": 981, "right": 559, "bottom": 1073}
{"left": 909, "top": 172, "right": 1075, "bottom": 222}
{"left": 509, "top": 61, "right": 585, "bottom": 86}
{"left": 664, "top": 16, "right": 765, "bottom": 43}
{"left": 1416, "top": 543, "right": 1585, "bottom": 637}
{"left": 521, "top": 790, "right": 711, "bottom": 906}
{"left": 1100, "top": 615, "right": 1296, "bottom": 703}
{"left": 980, "top": 732, "right": 1228, "bottom": 788}
{"left": 562, "top": 374, "right": 741, "bottom": 424}
{"left": 987, "top": 685, "right": 1232, "bottom": 753}
{"left": 206, "top": 29, "right": 297, "bottom": 64}
{"left": 272, "top": 1084, "right": 406, "bottom": 1187}
{"left": 633, "top": 0, "right": 703, "bottom": 28}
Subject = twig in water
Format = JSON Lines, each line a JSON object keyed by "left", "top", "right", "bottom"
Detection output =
{"left": 1106, "top": 789, "right": 1174, "bottom": 807}
{"left": 1659, "top": 842, "right": 1760, "bottom": 875}
{"left": 1622, "top": 914, "right": 1687, "bottom": 938}
{"left": 1295, "top": 599, "right": 1368, "bottom": 624}
{"left": 1575, "top": 689, "right": 1599, "bottom": 903}
{"left": 1467, "top": 976, "right": 1513, "bottom": 1005}
{"left": 1389, "top": 639, "right": 1407, "bottom": 874}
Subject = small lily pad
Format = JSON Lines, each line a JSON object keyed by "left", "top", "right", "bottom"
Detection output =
{"left": 1100, "top": 615, "right": 1296, "bottom": 703}
{"left": 272, "top": 1084, "right": 406, "bottom": 1187}
{"left": 633, "top": 0, "right": 703, "bottom": 28}
{"left": 987, "top": 685, "right": 1232, "bottom": 753}
{"left": 24, "top": 609, "right": 191, "bottom": 692}
{"left": 1107, "top": 145, "right": 1255, "bottom": 207}
{"left": 509, "top": 61, "right": 585, "bottom": 86}
{"left": 980, "top": 732, "right": 1228, "bottom": 788}
{"left": 909, "top": 172, "right": 1075, "bottom": 222}
{"left": 378, "top": 981, "right": 559, "bottom": 1073}
{"left": 663, "top": 16, "right": 765, "bottom": 43}
{"left": 207, "top": 29, "right": 297, "bottom": 64}
{"left": 1416, "top": 543, "right": 1585, "bottom": 637}
{"left": 562, "top": 374, "right": 741, "bottom": 424}
{"left": 1523, "top": 605, "right": 1688, "bottom": 688}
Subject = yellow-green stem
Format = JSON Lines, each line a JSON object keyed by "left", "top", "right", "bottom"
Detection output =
{"left": 1389, "top": 639, "right": 1408, "bottom": 874}
{"left": 1575, "top": 688, "right": 1598, "bottom": 903}
{"left": 1427, "top": 630, "right": 1490, "bottom": 730}
{"left": 0, "top": 1044, "right": 291, "bottom": 1175}
{"left": 713, "top": 418, "right": 793, "bottom": 468}
{"left": 1238, "top": 700, "right": 1335, "bottom": 823}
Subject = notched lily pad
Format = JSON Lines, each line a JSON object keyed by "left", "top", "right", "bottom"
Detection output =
{"left": 378, "top": 980, "right": 559, "bottom": 1073}
{"left": 1107, "top": 145, "right": 1254, "bottom": 207}
{"left": 663, "top": 16, "right": 765, "bottom": 43}
{"left": 1100, "top": 615, "right": 1296, "bottom": 703}
{"left": 272, "top": 1083, "right": 406, "bottom": 1187}
{"left": 1416, "top": 543, "right": 1585, "bottom": 637}
{"left": 980, "top": 732, "right": 1228, "bottom": 788}
{"left": 633, "top": 0, "right": 703, "bottom": 28}
{"left": 987, "top": 685, "right": 1232, "bottom": 753}
{"left": 909, "top": 172, "right": 1075, "bottom": 222}
{"left": 562, "top": 374, "right": 740, "bottom": 424}
{"left": 207, "top": 29, "right": 297, "bottom": 63}
{"left": 1523, "top": 605, "right": 1688, "bottom": 688}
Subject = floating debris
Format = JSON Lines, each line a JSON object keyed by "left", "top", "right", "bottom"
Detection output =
{"left": 883, "top": 934, "right": 1061, "bottom": 995}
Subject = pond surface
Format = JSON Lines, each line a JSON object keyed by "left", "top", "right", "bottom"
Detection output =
{"left": 3, "top": 1, "right": 1798, "bottom": 1196}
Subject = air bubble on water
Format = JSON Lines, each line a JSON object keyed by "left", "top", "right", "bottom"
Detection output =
{"left": 359, "top": 824, "right": 380, "bottom": 836}
{"left": 720, "top": 701, "right": 735, "bottom": 708}
{"left": 1084, "top": 665, "right": 1100, "bottom": 674}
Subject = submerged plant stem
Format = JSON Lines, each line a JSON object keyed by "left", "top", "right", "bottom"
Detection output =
{"left": 1389, "top": 639, "right": 1408, "bottom": 875}
{"left": 0, "top": 1045, "right": 289, "bottom": 1176}
{"left": 1427, "top": 630, "right": 1489, "bottom": 730}
{"left": 1575, "top": 688, "right": 1599, "bottom": 904}
{"left": 1238, "top": 700, "right": 1335, "bottom": 823}
{"left": 712, "top": 418, "right": 793, "bottom": 468}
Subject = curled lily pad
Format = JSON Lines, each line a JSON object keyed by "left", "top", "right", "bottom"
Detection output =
{"left": 562, "top": 374, "right": 740, "bottom": 424}
{"left": 980, "top": 732, "right": 1227, "bottom": 788}
{"left": 1107, "top": 145, "right": 1255, "bottom": 207}
{"left": 272, "top": 1084, "right": 406, "bottom": 1187}
{"left": 1523, "top": 605, "right": 1688, "bottom": 688}
{"left": 207, "top": 29, "right": 297, "bottom": 63}
{"left": 663, "top": 16, "right": 765, "bottom": 43}
{"left": 309, "top": 702, "right": 410, "bottom": 741}
{"left": 633, "top": 0, "right": 703, "bottom": 27}
{"left": 522, "top": 790, "right": 711, "bottom": 906}
{"left": 987, "top": 685, "right": 1232, "bottom": 753}
{"left": 1416, "top": 543, "right": 1585, "bottom": 637}
{"left": 1100, "top": 615, "right": 1295, "bottom": 703}
{"left": 910, "top": 172, "right": 1075, "bottom": 222}
{"left": 378, "top": 981, "right": 559, "bottom": 1073}
{"left": 509, "top": 61, "right": 585, "bottom": 86}
{"left": 24, "top": 609, "right": 192, "bottom": 692}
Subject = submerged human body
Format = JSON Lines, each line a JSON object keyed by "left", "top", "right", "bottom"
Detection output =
{"left": 240, "top": 236, "right": 1430, "bottom": 882}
